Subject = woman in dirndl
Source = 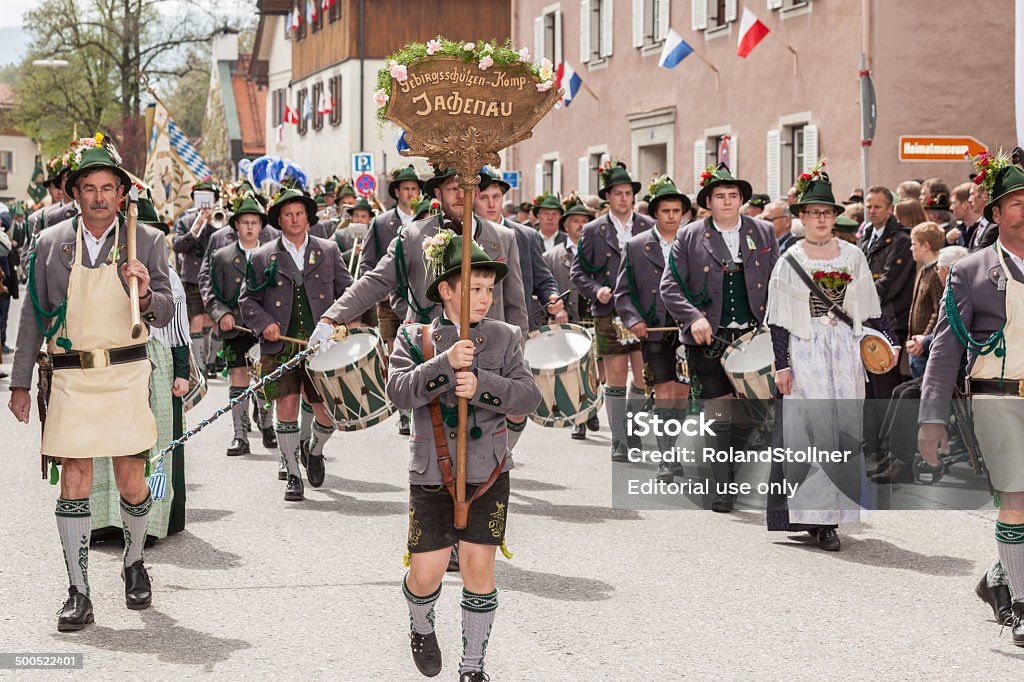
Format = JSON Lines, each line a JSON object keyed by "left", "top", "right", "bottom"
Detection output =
{"left": 764, "top": 164, "right": 898, "bottom": 552}
{"left": 90, "top": 204, "right": 191, "bottom": 539}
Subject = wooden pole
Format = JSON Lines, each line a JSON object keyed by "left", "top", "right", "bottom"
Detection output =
{"left": 689, "top": 49, "right": 721, "bottom": 92}
{"left": 126, "top": 189, "right": 143, "bottom": 339}
{"left": 454, "top": 178, "right": 475, "bottom": 529}
{"left": 234, "top": 325, "right": 307, "bottom": 347}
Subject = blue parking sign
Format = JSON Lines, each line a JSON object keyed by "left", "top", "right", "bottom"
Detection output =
{"left": 502, "top": 171, "right": 520, "bottom": 190}
{"left": 352, "top": 153, "right": 373, "bottom": 174}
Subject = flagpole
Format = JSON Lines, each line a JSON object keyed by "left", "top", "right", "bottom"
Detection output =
{"left": 771, "top": 34, "right": 799, "bottom": 76}
{"left": 689, "top": 49, "right": 721, "bottom": 93}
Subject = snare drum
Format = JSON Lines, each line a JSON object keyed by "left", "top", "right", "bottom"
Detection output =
{"left": 305, "top": 328, "right": 394, "bottom": 431}
{"left": 721, "top": 330, "right": 776, "bottom": 400}
{"left": 523, "top": 323, "right": 604, "bottom": 428}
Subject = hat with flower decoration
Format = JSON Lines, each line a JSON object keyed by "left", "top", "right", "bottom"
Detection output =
{"left": 267, "top": 187, "right": 318, "bottom": 226}
{"left": 696, "top": 162, "right": 752, "bottom": 210}
{"left": 559, "top": 193, "right": 594, "bottom": 228}
{"left": 388, "top": 165, "right": 424, "bottom": 199}
{"left": 597, "top": 160, "right": 641, "bottom": 199}
{"left": 789, "top": 159, "right": 844, "bottom": 217}
{"left": 335, "top": 180, "right": 357, "bottom": 198}
{"left": 229, "top": 192, "right": 269, "bottom": 229}
{"left": 532, "top": 191, "right": 563, "bottom": 215}
{"left": 976, "top": 148, "right": 1024, "bottom": 222}
{"left": 424, "top": 232, "right": 509, "bottom": 303}
{"left": 412, "top": 195, "right": 442, "bottom": 221}
{"left": 646, "top": 176, "right": 692, "bottom": 217}
{"left": 64, "top": 134, "right": 132, "bottom": 196}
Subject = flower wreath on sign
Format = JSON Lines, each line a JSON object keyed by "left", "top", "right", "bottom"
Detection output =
{"left": 794, "top": 157, "right": 827, "bottom": 197}
{"left": 971, "top": 149, "right": 1011, "bottom": 195}
{"left": 373, "top": 37, "right": 555, "bottom": 122}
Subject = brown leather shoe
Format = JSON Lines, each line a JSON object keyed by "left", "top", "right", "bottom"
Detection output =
{"left": 871, "top": 459, "right": 914, "bottom": 484}
{"left": 869, "top": 455, "right": 894, "bottom": 476}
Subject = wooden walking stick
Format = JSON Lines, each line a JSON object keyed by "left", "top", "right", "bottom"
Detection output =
{"left": 126, "top": 186, "right": 143, "bottom": 339}
{"left": 379, "top": 39, "right": 562, "bottom": 529}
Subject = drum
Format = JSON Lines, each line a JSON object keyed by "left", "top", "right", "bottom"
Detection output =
{"left": 523, "top": 323, "right": 604, "bottom": 428}
{"left": 860, "top": 328, "right": 897, "bottom": 374}
{"left": 305, "top": 328, "right": 394, "bottom": 431}
{"left": 721, "top": 330, "right": 775, "bottom": 400}
{"left": 181, "top": 349, "right": 207, "bottom": 412}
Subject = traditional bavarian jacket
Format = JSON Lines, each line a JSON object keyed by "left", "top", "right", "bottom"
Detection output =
{"left": 614, "top": 227, "right": 675, "bottom": 341}
{"left": 570, "top": 211, "right": 654, "bottom": 317}
{"left": 659, "top": 215, "right": 778, "bottom": 345}
{"left": 172, "top": 206, "right": 216, "bottom": 284}
{"left": 238, "top": 234, "right": 352, "bottom": 356}
{"left": 543, "top": 240, "right": 586, "bottom": 322}
{"left": 387, "top": 316, "right": 542, "bottom": 485}
{"left": 201, "top": 241, "right": 255, "bottom": 339}
{"left": 505, "top": 217, "right": 559, "bottom": 331}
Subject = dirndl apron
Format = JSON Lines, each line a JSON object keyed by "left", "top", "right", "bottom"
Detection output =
{"left": 41, "top": 219, "right": 157, "bottom": 458}
{"left": 970, "top": 246, "right": 1024, "bottom": 492}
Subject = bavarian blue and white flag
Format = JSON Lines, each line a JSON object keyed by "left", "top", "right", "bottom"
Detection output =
{"left": 144, "top": 99, "right": 214, "bottom": 224}
{"left": 659, "top": 29, "right": 694, "bottom": 69}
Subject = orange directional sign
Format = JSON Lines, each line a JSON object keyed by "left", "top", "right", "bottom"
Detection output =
{"left": 899, "top": 135, "right": 986, "bottom": 161}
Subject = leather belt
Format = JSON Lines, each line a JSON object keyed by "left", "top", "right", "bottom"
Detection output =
{"left": 965, "top": 378, "right": 1024, "bottom": 398}
{"left": 51, "top": 343, "right": 149, "bottom": 370}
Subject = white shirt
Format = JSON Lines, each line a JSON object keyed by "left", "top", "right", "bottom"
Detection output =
{"left": 654, "top": 229, "right": 672, "bottom": 262}
{"left": 282, "top": 234, "right": 309, "bottom": 272}
{"left": 239, "top": 242, "right": 259, "bottom": 261}
{"left": 867, "top": 223, "right": 887, "bottom": 250}
{"left": 567, "top": 239, "right": 578, "bottom": 256}
{"left": 712, "top": 219, "right": 741, "bottom": 261}
{"left": 998, "top": 239, "right": 1024, "bottom": 275}
{"left": 541, "top": 230, "right": 558, "bottom": 253}
{"left": 609, "top": 212, "right": 633, "bottom": 251}
{"left": 82, "top": 219, "right": 117, "bottom": 266}
{"left": 397, "top": 206, "right": 415, "bottom": 225}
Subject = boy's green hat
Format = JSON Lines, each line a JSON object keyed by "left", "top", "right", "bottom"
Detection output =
{"left": 425, "top": 233, "right": 508, "bottom": 303}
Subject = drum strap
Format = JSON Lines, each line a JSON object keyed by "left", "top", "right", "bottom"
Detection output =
{"left": 420, "top": 325, "right": 507, "bottom": 518}
{"left": 783, "top": 252, "right": 855, "bottom": 328}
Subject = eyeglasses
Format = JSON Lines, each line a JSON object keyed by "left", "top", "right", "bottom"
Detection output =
{"left": 77, "top": 185, "right": 119, "bottom": 197}
{"left": 803, "top": 209, "right": 837, "bottom": 220}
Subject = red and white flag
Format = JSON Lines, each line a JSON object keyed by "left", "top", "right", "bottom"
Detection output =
{"left": 276, "top": 124, "right": 284, "bottom": 144}
{"left": 322, "top": 95, "right": 334, "bottom": 114}
{"left": 291, "top": 7, "right": 300, "bottom": 30}
{"left": 321, "top": 0, "right": 329, "bottom": 11}
{"left": 284, "top": 104, "right": 299, "bottom": 125}
{"left": 737, "top": 8, "right": 770, "bottom": 58}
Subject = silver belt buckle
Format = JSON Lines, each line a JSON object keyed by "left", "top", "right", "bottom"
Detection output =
{"left": 81, "top": 349, "right": 111, "bottom": 369}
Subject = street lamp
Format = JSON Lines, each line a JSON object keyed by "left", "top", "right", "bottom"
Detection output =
{"left": 31, "top": 59, "right": 69, "bottom": 67}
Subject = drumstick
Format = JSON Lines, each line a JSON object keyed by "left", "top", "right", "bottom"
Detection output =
{"left": 126, "top": 187, "right": 143, "bottom": 339}
{"left": 348, "top": 237, "right": 361, "bottom": 272}
{"left": 527, "top": 289, "right": 572, "bottom": 319}
{"left": 234, "top": 325, "right": 308, "bottom": 346}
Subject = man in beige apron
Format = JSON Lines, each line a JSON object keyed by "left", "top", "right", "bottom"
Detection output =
{"left": 920, "top": 158, "right": 1024, "bottom": 647}
{"left": 7, "top": 140, "right": 173, "bottom": 632}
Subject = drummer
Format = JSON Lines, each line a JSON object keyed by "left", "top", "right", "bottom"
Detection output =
{"left": 202, "top": 193, "right": 272, "bottom": 457}
{"left": 238, "top": 188, "right": 353, "bottom": 501}
{"left": 335, "top": 196, "right": 375, "bottom": 273}
{"left": 614, "top": 177, "right": 691, "bottom": 483}
{"left": 659, "top": 163, "right": 778, "bottom": 513}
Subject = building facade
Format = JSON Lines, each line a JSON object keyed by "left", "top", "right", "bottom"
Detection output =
{"left": 0, "top": 83, "right": 40, "bottom": 203}
{"left": 508, "top": 0, "right": 1015, "bottom": 202}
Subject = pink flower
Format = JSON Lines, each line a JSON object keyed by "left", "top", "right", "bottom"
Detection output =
{"left": 373, "top": 89, "right": 389, "bottom": 108}
{"left": 389, "top": 61, "right": 408, "bottom": 81}
{"left": 478, "top": 55, "right": 494, "bottom": 70}
{"left": 426, "top": 39, "right": 442, "bottom": 55}
{"left": 464, "top": 42, "right": 476, "bottom": 52}
{"left": 536, "top": 80, "right": 553, "bottom": 92}
{"left": 518, "top": 47, "right": 530, "bottom": 62}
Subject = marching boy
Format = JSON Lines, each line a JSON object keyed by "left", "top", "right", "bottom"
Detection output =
{"left": 385, "top": 234, "right": 541, "bottom": 681}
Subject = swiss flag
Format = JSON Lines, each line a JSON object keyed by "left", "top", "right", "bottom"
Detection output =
{"left": 737, "top": 8, "right": 770, "bottom": 58}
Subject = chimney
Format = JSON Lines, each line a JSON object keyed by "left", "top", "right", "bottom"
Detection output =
{"left": 212, "top": 24, "right": 240, "bottom": 63}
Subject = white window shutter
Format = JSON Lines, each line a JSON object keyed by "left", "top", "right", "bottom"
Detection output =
{"left": 657, "top": 0, "right": 670, "bottom": 41}
{"left": 535, "top": 162, "right": 544, "bottom": 196}
{"left": 766, "top": 129, "right": 781, "bottom": 200}
{"left": 802, "top": 124, "right": 819, "bottom": 171}
{"left": 728, "top": 135, "right": 738, "bottom": 177}
{"left": 534, "top": 16, "right": 544, "bottom": 62}
{"left": 580, "top": 0, "right": 591, "bottom": 63}
{"left": 693, "top": 139, "right": 707, "bottom": 194}
{"left": 692, "top": 0, "right": 707, "bottom": 31}
{"left": 553, "top": 159, "right": 563, "bottom": 195}
{"left": 578, "top": 156, "right": 590, "bottom": 195}
{"left": 768, "top": 0, "right": 784, "bottom": 9}
{"left": 633, "top": 0, "right": 645, "bottom": 47}
{"left": 725, "top": 0, "right": 738, "bottom": 22}
{"left": 601, "top": 0, "right": 614, "bottom": 57}
{"left": 555, "top": 9, "right": 563, "bottom": 66}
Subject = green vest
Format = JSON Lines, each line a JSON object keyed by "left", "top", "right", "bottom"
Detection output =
{"left": 720, "top": 269, "right": 754, "bottom": 327}
{"left": 287, "top": 283, "right": 315, "bottom": 341}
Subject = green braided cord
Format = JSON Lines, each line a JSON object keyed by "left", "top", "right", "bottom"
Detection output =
{"left": 394, "top": 231, "right": 435, "bottom": 320}
{"left": 667, "top": 250, "right": 711, "bottom": 307}
{"left": 27, "top": 249, "right": 70, "bottom": 347}
{"left": 401, "top": 325, "right": 425, "bottom": 365}
{"left": 623, "top": 247, "right": 658, "bottom": 325}
{"left": 208, "top": 249, "right": 242, "bottom": 307}
{"left": 943, "top": 259, "right": 1006, "bottom": 382}
{"left": 575, "top": 233, "right": 608, "bottom": 285}
{"left": 244, "top": 257, "right": 277, "bottom": 294}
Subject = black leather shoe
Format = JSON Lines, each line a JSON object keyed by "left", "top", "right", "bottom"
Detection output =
{"left": 626, "top": 433, "right": 642, "bottom": 454}
{"left": 871, "top": 459, "right": 915, "bottom": 484}
{"left": 977, "top": 574, "right": 1013, "bottom": 624}
{"left": 398, "top": 412, "right": 411, "bottom": 436}
{"left": 262, "top": 428, "right": 278, "bottom": 450}
{"left": 446, "top": 544, "right": 460, "bottom": 573}
{"left": 669, "top": 460, "right": 685, "bottom": 477}
{"left": 710, "top": 493, "right": 734, "bottom": 513}
{"left": 306, "top": 453, "right": 326, "bottom": 488}
{"left": 251, "top": 403, "right": 260, "bottom": 433}
{"left": 1009, "top": 601, "right": 1024, "bottom": 647}
{"left": 410, "top": 630, "right": 442, "bottom": 677}
{"left": 285, "top": 474, "right": 304, "bottom": 501}
{"left": 571, "top": 423, "right": 587, "bottom": 440}
{"left": 299, "top": 439, "right": 310, "bottom": 468}
{"left": 277, "top": 456, "right": 287, "bottom": 481}
{"left": 586, "top": 414, "right": 600, "bottom": 432}
{"left": 816, "top": 528, "right": 841, "bottom": 552}
{"left": 56, "top": 587, "right": 94, "bottom": 632}
{"left": 610, "top": 440, "right": 629, "bottom": 462}
{"left": 226, "top": 438, "right": 250, "bottom": 457}
{"left": 656, "top": 462, "right": 674, "bottom": 484}
{"left": 459, "top": 671, "right": 490, "bottom": 682}
{"left": 122, "top": 559, "right": 152, "bottom": 610}
{"left": 869, "top": 455, "right": 894, "bottom": 476}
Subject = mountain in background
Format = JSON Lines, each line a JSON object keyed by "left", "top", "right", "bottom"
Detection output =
{"left": 0, "top": 26, "right": 29, "bottom": 67}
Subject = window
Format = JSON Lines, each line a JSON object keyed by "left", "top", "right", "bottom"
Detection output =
{"left": 271, "top": 88, "right": 287, "bottom": 126}
{"left": 534, "top": 7, "right": 562, "bottom": 66}
{"left": 329, "top": 0, "right": 341, "bottom": 22}
{"left": 311, "top": 5, "right": 323, "bottom": 33}
{"left": 769, "top": 0, "right": 811, "bottom": 10}
{"left": 535, "top": 156, "right": 562, "bottom": 195}
{"left": 692, "top": 0, "right": 736, "bottom": 32}
{"left": 312, "top": 82, "right": 324, "bottom": 130}
{"left": 766, "top": 121, "right": 817, "bottom": 199}
{"left": 297, "top": 88, "right": 309, "bottom": 135}
{"left": 0, "top": 150, "right": 13, "bottom": 172}
{"left": 581, "top": 0, "right": 612, "bottom": 64}
{"left": 634, "top": 0, "right": 669, "bottom": 50}
{"left": 328, "top": 75, "right": 342, "bottom": 127}
{"left": 706, "top": 133, "right": 736, "bottom": 171}
{"left": 296, "top": 3, "right": 307, "bottom": 41}
{"left": 588, "top": 151, "right": 605, "bottom": 194}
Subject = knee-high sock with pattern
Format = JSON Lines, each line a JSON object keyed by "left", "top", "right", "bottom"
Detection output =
{"left": 506, "top": 418, "right": 527, "bottom": 452}
{"left": 190, "top": 332, "right": 206, "bottom": 374}
{"left": 988, "top": 558, "right": 1009, "bottom": 589}
{"left": 460, "top": 587, "right": 498, "bottom": 674}
{"left": 258, "top": 398, "right": 274, "bottom": 431}
{"left": 627, "top": 384, "right": 647, "bottom": 423}
{"left": 309, "top": 419, "right": 334, "bottom": 458}
{"left": 203, "top": 328, "right": 217, "bottom": 367}
{"left": 121, "top": 492, "right": 153, "bottom": 566}
{"left": 299, "top": 398, "right": 314, "bottom": 442}
{"left": 276, "top": 420, "right": 301, "bottom": 477}
{"left": 403, "top": 575, "right": 441, "bottom": 635}
{"left": 604, "top": 386, "right": 627, "bottom": 444}
{"left": 996, "top": 521, "right": 1024, "bottom": 602}
{"left": 56, "top": 498, "right": 91, "bottom": 596}
{"left": 653, "top": 406, "right": 677, "bottom": 453}
{"left": 229, "top": 386, "right": 248, "bottom": 440}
